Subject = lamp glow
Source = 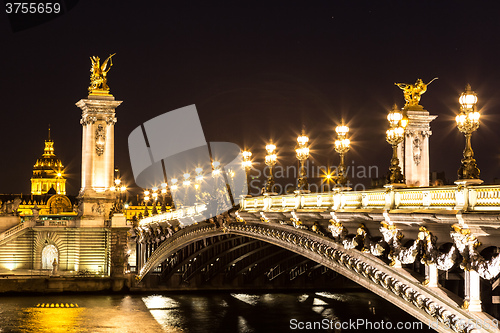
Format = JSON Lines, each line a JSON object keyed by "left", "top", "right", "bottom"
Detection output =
{"left": 456, "top": 84, "right": 481, "bottom": 181}
{"left": 459, "top": 84, "right": 478, "bottom": 110}
{"left": 385, "top": 104, "right": 406, "bottom": 185}
{"left": 295, "top": 131, "right": 310, "bottom": 191}
{"left": 242, "top": 150, "right": 252, "bottom": 170}
{"left": 265, "top": 144, "right": 276, "bottom": 154}
{"left": 334, "top": 123, "right": 351, "bottom": 186}
{"left": 264, "top": 142, "right": 278, "bottom": 194}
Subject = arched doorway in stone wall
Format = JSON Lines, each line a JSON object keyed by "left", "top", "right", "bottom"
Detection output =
{"left": 41, "top": 244, "right": 58, "bottom": 269}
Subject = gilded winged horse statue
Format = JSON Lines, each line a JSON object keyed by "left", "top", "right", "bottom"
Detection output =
{"left": 395, "top": 77, "right": 438, "bottom": 108}
{"left": 89, "top": 53, "right": 115, "bottom": 94}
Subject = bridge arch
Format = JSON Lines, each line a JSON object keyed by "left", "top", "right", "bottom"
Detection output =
{"left": 137, "top": 221, "right": 497, "bottom": 333}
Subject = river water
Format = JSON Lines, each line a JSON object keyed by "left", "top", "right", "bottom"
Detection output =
{"left": 0, "top": 291, "right": 434, "bottom": 332}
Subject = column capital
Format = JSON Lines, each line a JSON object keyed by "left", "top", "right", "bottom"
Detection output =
{"left": 76, "top": 96, "right": 122, "bottom": 115}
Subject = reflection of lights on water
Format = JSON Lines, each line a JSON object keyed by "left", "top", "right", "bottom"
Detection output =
{"left": 312, "top": 298, "right": 328, "bottom": 306}
{"left": 191, "top": 297, "right": 209, "bottom": 312}
{"left": 315, "top": 291, "right": 350, "bottom": 302}
{"left": 312, "top": 297, "right": 328, "bottom": 315}
{"left": 368, "top": 300, "right": 376, "bottom": 315}
{"left": 238, "top": 316, "right": 251, "bottom": 332}
{"left": 142, "top": 296, "right": 184, "bottom": 333}
{"left": 261, "top": 294, "right": 274, "bottom": 302}
{"left": 297, "top": 294, "right": 309, "bottom": 303}
{"left": 230, "top": 293, "right": 260, "bottom": 306}
{"left": 22, "top": 307, "right": 84, "bottom": 333}
{"left": 142, "top": 295, "right": 180, "bottom": 309}
{"left": 312, "top": 306, "right": 323, "bottom": 314}
{"left": 321, "top": 308, "right": 338, "bottom": 321}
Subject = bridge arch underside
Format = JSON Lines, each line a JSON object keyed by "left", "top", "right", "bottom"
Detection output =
{"left": 139, "top": 222, "right": 499, "bottom": 333}
{"left": 142, "top": 234, "right": 341, "bottom": 290}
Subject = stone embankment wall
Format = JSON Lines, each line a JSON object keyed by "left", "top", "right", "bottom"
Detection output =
{"left": 0, "top": 277, "right": 131, "bottom": 293}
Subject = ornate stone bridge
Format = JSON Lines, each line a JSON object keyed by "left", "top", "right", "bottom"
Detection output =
{"left": 134, "top": 184, "right": 500, "bottom": 333}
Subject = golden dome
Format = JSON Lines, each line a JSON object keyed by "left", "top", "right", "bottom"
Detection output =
{"left": 32, "top": 126, "right": 64, "bottom": 179}
{"left": 31, "top": 126, "right": 66, "bottom": 195}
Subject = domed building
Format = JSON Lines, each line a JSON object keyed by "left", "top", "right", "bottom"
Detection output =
{"left": 8, "top": 127, "right": 76, "bottom": 217}
{"left": 30, "top": 127, "right": 66, "bottom": 196}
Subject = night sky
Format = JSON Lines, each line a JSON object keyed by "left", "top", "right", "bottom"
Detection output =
{"left": 1, "top": 1, "right": 500, "bottom": 196}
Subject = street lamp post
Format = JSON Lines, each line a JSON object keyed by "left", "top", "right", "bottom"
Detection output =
{"left": 334, "top": 124, "right": 350, "bottom": 186}
{"left": 110, "top": 178, "right": 126, "bottom": 215}
{"left": 386, "top": 104, "right": 407, "bottom": 186}
{"left": 264, "top": 143, "right": 277, "bottom": 195}
{"left": 143, "top": 190, "right": 150, "bottom": 217}
{"left": 160, "top": 182, "right": 168, "bottom": 213}
{"left": 151, "top": 187, "right": 158, "bottom": 215}
{"left": 456, "top": 84, "right": 482, "bottom": 184}
{"left": 295, "top": 131, "right": 310, "bottom": 192}
{"left": 242, "top": 151, "right": 252, "bottom": 196}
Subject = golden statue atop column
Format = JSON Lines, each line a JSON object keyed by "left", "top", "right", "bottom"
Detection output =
{"left": 393, "top": 78, "right": 438, "bottom": 187}
{"left": 395, "top": 78, "right": 438, "bottom": 110}
{"left": 89, "top": 53, "right": 116, "bottom": 95}
{"left": 77, "top": 54, "right": 122, "bottom": 227}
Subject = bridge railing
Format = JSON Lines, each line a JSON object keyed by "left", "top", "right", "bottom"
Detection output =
{"left": 137, "top": 184, "right": 500, "bottom": 226}
{"left": 468, "top": 185, "right": 500, "bottom": 211}
{"left": 240, "top": 184, "right": 500, "bottom": 212}
{"left": 139, "top": 203, "right": 208, "bottom": 226}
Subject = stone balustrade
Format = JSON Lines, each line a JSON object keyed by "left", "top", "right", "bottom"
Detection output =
{"left": 0, "top": 221, "right": 34, "bottom": 242}
{"left": 43, "top": 219, "right": 76, "bottom": 227}
{"left": 240, "top": 184, "right": 500, "bottom": 212}
{"left": 135, "top": 184, "right": 500, "bottom": 227}
{"left": 139, "top": 203, "right": 208, "bottom": 226}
